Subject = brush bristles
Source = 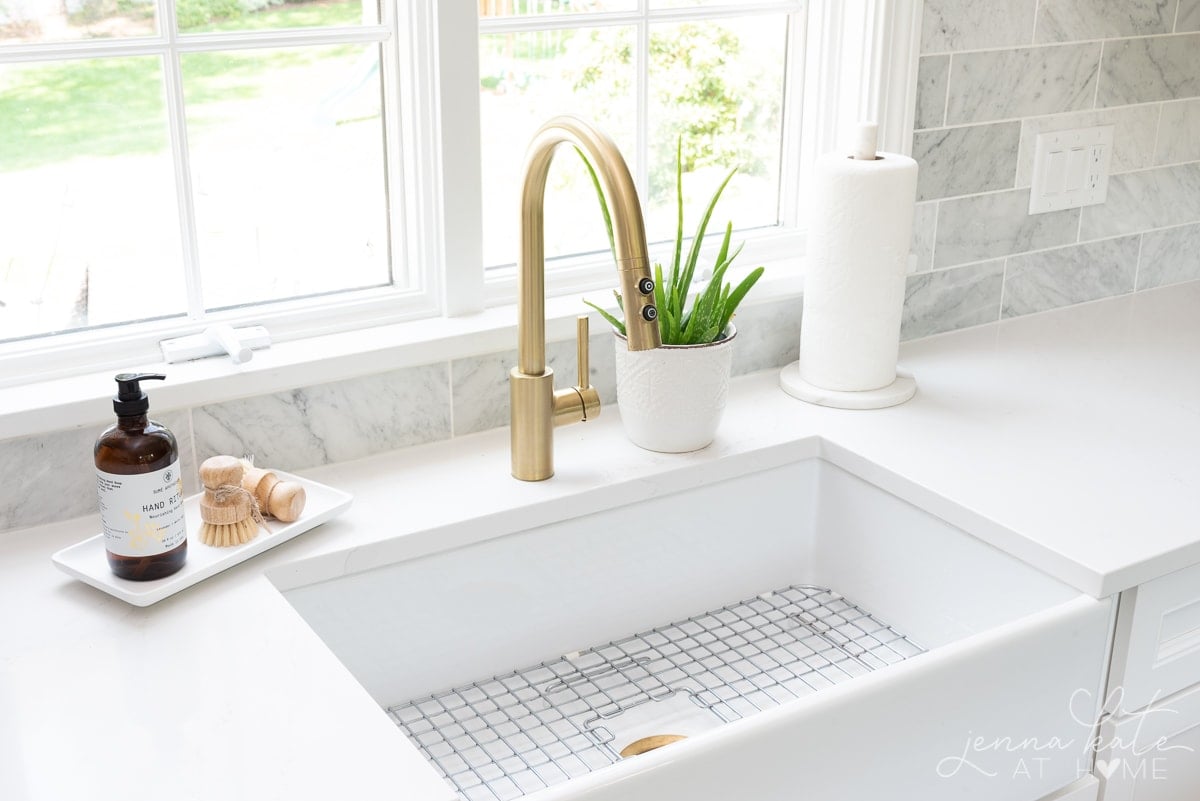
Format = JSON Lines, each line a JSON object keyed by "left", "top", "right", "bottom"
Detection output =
{"left": 199, "top": 518, "right": 260, "bottom": 547}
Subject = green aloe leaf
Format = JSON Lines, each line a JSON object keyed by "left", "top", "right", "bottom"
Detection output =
{"left": 584, "top": 300, "right": 626, "bottom": 337}
{"left": 718, "top": 266, "right": 765, "bottom": 334}
{"left": 669, "top": 136, "right": 684, "bottom": 298}
{"left": 678, "top": 167, "right": 736, "bottom": 307}
{"left": 579, "top": 137, "right": 764, "bottom": 345}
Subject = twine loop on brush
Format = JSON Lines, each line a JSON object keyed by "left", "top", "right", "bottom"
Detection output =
{"left": 211, "top": 483, "right": 265, "bottom": 525}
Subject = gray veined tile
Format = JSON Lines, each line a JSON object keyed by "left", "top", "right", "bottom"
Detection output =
{"left": 0, "top": 424, "right": 102, "bottom": 531}
{"left": 946, "top": 44, "right": 1101, "bottom": 125}
{"left": 450, "top": 349, "right": 513, "bottom": 437}
{"left": 1035, "top": 0, "right": 1177, "bottom": 43}
{"left": 1002, "top": 236, "right": 1140, "bottom": 317}
{"left": 915, "top": 56, "right": 950, "bottom": 130}
{"left": 1079, "top": 163, "right": 1200, "bottom": 240}
{"left": 451, "top": 332, "right": 618, "bottom": 437}
{"left": 1098, "top": 34, "right": 1200, "bottom": 106}
{"left": 1138, "top": 223, "right": 1200, "bottom": 289}
{"left": 1016, "top": 106, "right": 1159, "bottom": 187}
{"left": 935, "top": 189, "right": 1080, "bottom": 268}
{"left": 911, "top": 202, "right": 938, "bottom": 273}
{"left": 1177, "top": 0, "right": 1200, "bottom": 31}
{"left": 156, "top": 408, "right": 199, "bottom": 497}
{"left": 913, "top": 123, "right": 1020, "bottom": 201}
{"left": 0, "top": 408, "right": 199, "bottom": 532}
{"left": 728, "top": 297, "right": 802, "bottom": 375}
{"left": 921, "top": 0, "right": 1037, "bottom": 53}
{"left": 193, "top": 363, "right": 451, "bottom": 472}
{"left": 1155, "top": 99, "right": 1200, "bottom": 164}
{"left": 902, "top": 260, "right": 1004, "bottom": 340}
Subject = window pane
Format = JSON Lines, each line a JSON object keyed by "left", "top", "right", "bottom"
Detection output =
{"left": 479, "top": 0, "right": 635, "bottom": 18}
{"left": 177, "top": 0, "right": 378, "bottom": 34}
{"left": 645, "top": 16, "right": 786, "bottom": 245}
{"left": 479, "top": 26, "right": 636, "bottom": 268}
{"left": 0, "top": 57, "right": 187, "bottom": 341}
{"left": 0, "top": 0, "right": 156, "bottom": 44}
{"left": 181, "top": 44, "right": 391, "bottom": 311}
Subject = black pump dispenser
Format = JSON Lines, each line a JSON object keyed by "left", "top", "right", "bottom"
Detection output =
{"left": 112, "top": 373, "right": 165, "bottom": 417}
{"left": 97, "top": 371, "right": 186, "bottom": 580}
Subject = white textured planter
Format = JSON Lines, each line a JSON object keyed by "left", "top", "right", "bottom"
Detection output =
{"left": 613, "top": 325, "right": 736, "bottom": 453}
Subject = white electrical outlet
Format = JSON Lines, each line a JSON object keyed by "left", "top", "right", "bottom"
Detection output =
{"left": 1028, "top": 125, "right": 1114, "bottom": 215}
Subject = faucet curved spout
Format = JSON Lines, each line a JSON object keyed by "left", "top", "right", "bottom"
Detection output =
{"left": 511, "top": 116, "right": 661, "bottom": 481}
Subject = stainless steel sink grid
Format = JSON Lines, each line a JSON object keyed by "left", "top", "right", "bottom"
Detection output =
{"left": 386, "top": 584, "right": 925, "bottom": 801}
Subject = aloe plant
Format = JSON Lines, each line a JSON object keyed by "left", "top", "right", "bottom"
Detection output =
{"left": 581, "top": 138, "right": 764, "bottom": 346}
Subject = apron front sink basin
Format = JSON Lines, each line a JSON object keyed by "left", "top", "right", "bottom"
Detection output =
{"left": 279, "top": 444, "right": 1111, "bottom": 801}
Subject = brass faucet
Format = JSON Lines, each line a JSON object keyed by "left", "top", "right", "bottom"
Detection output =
{"left": 511, "top": 117, "right": 661, "bottom": 481}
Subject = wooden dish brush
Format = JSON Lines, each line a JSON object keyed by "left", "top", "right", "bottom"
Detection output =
{"left": 199, "top": 456, "right": 263, "bottom": 547}
{"left": 239, "top": 459, "right": 306, "bottom": 523}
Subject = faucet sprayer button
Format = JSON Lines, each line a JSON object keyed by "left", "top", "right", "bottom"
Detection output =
{"left": 642, "top": 306, "right": 658, "bottom": 322}
{"left": 638, "top": 277, "right": 655, "bottom": 295}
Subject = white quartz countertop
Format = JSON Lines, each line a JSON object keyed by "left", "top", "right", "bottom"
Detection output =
{"left": 3, "top": 281, "right": 1198, "bottom": 800}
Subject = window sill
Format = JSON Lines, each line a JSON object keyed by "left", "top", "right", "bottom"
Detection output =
{"left": 0, "top": 260, "right": 802, "bottom": 442}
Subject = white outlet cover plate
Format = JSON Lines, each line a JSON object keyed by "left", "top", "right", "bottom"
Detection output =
{"left": 1029, "top": 125, "right": 1114, "bottom": 215}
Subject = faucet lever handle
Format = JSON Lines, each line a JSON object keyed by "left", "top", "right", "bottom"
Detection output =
{"left": 576, "top": 315, "right": 590, "bottom": 389}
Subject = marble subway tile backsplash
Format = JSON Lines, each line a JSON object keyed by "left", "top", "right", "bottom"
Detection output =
{"left": 902, "top": 260, "right": 1005, "bottom": 340}
{"left": 912, "top": 123, "right": 1021, "bottom": 201}
{"left": 0, "top": 409, "right": 196, "bottom": 532}
{"left": 192, "top": 363, "right": 451, "bottom": 471}
{"left": 1035, "top": 0, "right": 1178, "bottom": 42}
{"left": 0, "top": 424, "right": 106, "bottom": 531}
{"left": 1181, "top": 0, "right": 1200, "bottom": 31}
{"left": 1098, "top": 34, "right": 1200, "bottom": 107}
{"left": 934, "top": 190, "right": 1079, "bottom": 269}
{"left": 1156, "top": 100, "right": 1200, "bottom": 165}
{"left": 1079, "top": 163, "right": 1200, "bottom": 240}
{"left": 1138, "top": 224, "right": 1200, "bottom": 289}
{"left": 944, "top": 44, "right": 1100, "bottom": 125}
{"left": 914, "top": 55, "right": 949, "bottom": 131}
{"left": 1002, "top": 237, "right": 1140, "bottom": 317}
{"left": 912, "top": 0, "right": 1200, "bottom": 336}
{"left": 921, "top": 0, "right": 1037, "bottom": 53}
{"left": 450, "top": 333, "right": 617, "bottom": 438}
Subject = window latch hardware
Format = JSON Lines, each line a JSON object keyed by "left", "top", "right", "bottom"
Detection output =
{"left": 160, "top": 325, "right": 271, "bottom": 365}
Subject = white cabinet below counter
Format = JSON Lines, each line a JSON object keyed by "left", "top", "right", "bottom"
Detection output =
{"left": 1096, "top": 681, "right": 1200, "bottom": 800}
{"left": 1099, "top": 561, "right": 1200, "bottom": 800}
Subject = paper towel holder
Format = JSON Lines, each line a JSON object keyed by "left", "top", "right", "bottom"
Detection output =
{"left": 779, "top": 366, "right": 916, "bottom": 410}
{"left": 780, "top": 120, "right": 918, "bottom": 410}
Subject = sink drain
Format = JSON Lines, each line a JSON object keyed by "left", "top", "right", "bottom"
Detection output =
{"left": 619, "top": 734, "right": 688, "bottom": 758}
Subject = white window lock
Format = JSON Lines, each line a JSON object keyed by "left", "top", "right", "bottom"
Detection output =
{"left": 160, "top": 325, "right": 271, "bottom": 365}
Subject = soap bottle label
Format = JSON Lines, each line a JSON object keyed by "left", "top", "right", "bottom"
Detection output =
{"left": 96, "top": 461, "right": 187, "bottom": 558}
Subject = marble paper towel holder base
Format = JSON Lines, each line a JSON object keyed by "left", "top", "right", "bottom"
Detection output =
{"left": 778, "top": 361, "right": 916, "bottom": 410}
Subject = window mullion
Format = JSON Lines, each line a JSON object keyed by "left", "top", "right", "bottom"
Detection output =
{"left": 157, "top": 0, "right": 205, "bottom": 322}
{"left": 635, "top": 1, "right": 650, "bottom": 217}
{"left": 777, "top": 3, "right": 809, "bottom": 230}
{"left": 433, "top": 1, "right": 484, "bottom": 316}
{"left": 377, "top": 1, "right": 405, "bottom": 293}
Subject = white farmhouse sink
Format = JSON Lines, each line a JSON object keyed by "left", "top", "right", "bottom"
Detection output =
{"left": 280, "top": 444, "right": 1112, "bottom": 801}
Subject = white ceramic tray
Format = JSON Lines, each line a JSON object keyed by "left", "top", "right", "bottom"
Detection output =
{"left": 52, "top": 471, "right": 352, "bottom": 607}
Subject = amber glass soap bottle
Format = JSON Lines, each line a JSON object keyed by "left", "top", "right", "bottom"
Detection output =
{"left": 95, "top": 373, "right": 187, "bottom": 581}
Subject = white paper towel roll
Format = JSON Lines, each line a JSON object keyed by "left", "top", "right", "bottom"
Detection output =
{"left": 798, "top": 145, "right": 918, "bottom": 392}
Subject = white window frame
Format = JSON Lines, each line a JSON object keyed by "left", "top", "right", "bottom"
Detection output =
{"left": 0, "top": 0, "right": 921, "bottom": 395}
{"left": 0, "top": 0, "right": 444, "bottom": 384}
